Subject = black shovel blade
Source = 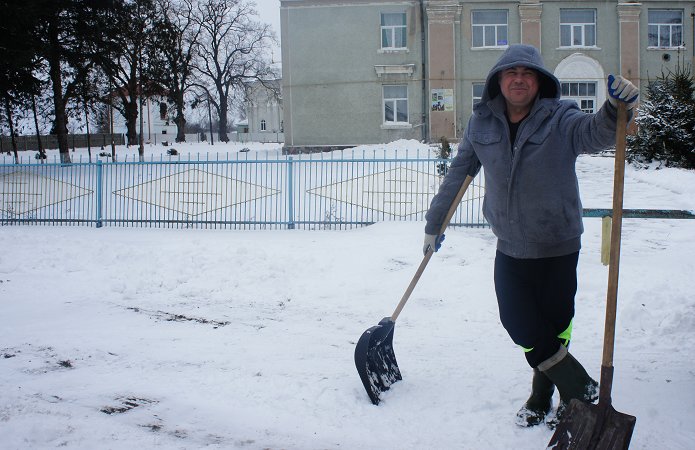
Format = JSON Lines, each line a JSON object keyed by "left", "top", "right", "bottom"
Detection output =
{"left": 354, "top": 317, "right": 402, "bottom": 405}
{"left": 547, "top": 399, "right": 636, "bottom": 450}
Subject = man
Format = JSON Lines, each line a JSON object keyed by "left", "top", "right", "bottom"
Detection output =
{"left": 423, "top": 44, "right": 638, "bottom": 427}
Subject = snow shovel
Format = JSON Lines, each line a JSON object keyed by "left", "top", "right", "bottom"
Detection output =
{"left": 354, "top": 174, "right": 475, "bottom": 405}
{"left": 547, "top": 102, "right": 636, "bottom": 449}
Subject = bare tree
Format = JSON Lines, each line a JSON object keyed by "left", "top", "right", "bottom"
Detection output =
{"left": 193, "top": 0, "right": 277, "bottom": 142}
{"left": 96, "top": 0, "right": 156, "bottom": 152}
{"left": 150, "top": 0, "right": 202, "bottom": 143}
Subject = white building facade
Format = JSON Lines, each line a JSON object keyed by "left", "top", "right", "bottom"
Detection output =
{"left": 111, "top": 95, "right": 177, "bottom": 144}
{"left": 238, "top": 80, "right": 284, "bottom": 143}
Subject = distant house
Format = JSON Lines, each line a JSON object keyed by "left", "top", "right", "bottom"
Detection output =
{"left": 238, "top": 80, "right": 284, "bottom": 143}
{"left": 104, "top": 83, "right": 177, "bottom": 144}
{"left": 236, "top": 119, "right": 249, "bottom": 134}
{"left": 109, "top": 96, "right": 177, "bottom": 144}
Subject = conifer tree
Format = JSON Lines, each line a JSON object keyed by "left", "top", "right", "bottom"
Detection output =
{"left": 628, "top": 63, "right": 695, "bottom": 169}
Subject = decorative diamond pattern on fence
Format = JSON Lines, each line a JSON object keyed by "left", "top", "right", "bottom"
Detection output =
{"left": 113, "top": 168, "right": 280, "bottom": 216}
{"left": 0, "top": 170, "right": 93, "bottom": 216}
{"left": 308, "top": 167, "right": 447, "bottom": 217}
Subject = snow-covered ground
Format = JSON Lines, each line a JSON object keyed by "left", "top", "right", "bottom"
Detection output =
{"left": 1, "top": 140, "right": 694, "bottom": 449}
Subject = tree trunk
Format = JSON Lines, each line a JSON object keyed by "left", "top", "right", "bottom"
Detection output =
{"left": 218, "top": 99, "right": 229, "bottom": 142}
{"left": 48, "top": 14, "right": 70, "bottom": 164}
{"left": 31, "top": 95, "right": 46, "bottom": 163}
{"left": 174, "top": 92, "right": 186, "bottom": 142}
{"left": 108, "top": 93, "right": 116, "bottom": 160}
{"left": 85, "top": 102, "right": 92, "bottom": 163}
{"left": 5, "top": 97, "right": 19, "bottom": 164}
{"left": 124, "top": 97, "right": 139, "bottom": 146}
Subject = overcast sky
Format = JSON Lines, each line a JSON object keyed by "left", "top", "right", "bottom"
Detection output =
{"left": 256, "top": 0, "right": 281, "bottom": 57}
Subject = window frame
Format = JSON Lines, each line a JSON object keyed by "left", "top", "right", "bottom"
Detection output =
{"left": 380, "top": 12, "right": 407, "bottom": 50}
{"left": 648, "top": 9, "right": 684, "bottom": 49}
{"left": 471, "top": 9, "right": 508, "bottom": 49}
{"left": 560, "top": 81, "right": 597, "bottom": 114}
{"left": 260, "top": 119, "right": 267, "bottom": 131}
{"left": 382, "top": 84, "right": 409, "bottom": 125}
{"left": 559, "top": 9, "right": 597, "bottom": 48}
{"left": 472, "top": 83, "right": 485, "bottom": 108}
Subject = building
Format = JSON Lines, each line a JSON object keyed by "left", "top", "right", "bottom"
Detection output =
{"left": 239, "top": 80, "right": 284, "bottom": 143}
{"left": 280, "top": 0, "right": 695, "bottom": 152}
{"left": 108, "top": 95, "right": 177, "bottom": 144}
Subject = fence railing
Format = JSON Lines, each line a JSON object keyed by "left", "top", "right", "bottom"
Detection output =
{"left": 0, "top": 151, "right": 487, "bottom": 230}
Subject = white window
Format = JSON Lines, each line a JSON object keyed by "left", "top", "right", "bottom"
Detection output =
{"left": 383, "top": 85, "right": 408, "bottom": 124}
{"left": 260, "top": 119, "right": 266, "bottom": 131}
{"left": 648, "top": 10, "right": 683, "bottom": 48}
{"left": 561, "top": 82, "right": 597, "bottom": 113}
{"left": 560, "top": 9, "right": 596, "bottom": 47}
{"left": 472, "top": 10, "right": 508, "bottom": 48}
{"left": 472, "top": 83, "right": 485, "bottom": 107}
{"left": 381, "top": 13, "right": 407, "bottom": 49}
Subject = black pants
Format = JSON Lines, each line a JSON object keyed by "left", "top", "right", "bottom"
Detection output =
{"left": 494, "top": 250, "right": 579, "bottom": 368}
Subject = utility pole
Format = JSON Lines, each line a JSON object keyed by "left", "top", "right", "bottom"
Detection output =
{"left": 137, "top": 2, "right": 145, "bottom": 161}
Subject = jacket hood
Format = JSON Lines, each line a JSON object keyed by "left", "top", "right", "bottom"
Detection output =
{"left": 480, "top": 44, "right": 561, "bottom": 104}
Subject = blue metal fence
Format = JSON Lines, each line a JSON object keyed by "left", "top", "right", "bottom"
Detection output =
{"left": 0, "top": 151, "right": 487, "bottom": 230}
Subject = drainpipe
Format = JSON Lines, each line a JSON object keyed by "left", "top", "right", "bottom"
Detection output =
{"left": 420, "top": 0, "right": 429, "bottom": 143}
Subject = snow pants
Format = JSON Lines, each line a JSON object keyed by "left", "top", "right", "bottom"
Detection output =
{"left": 493, "top": 250, "right": 579, "bottom": 368}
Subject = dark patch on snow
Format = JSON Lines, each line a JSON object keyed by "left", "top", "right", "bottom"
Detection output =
{"left": 140, "top": 423, "right": 163, "bottom": 432}
{"left": 101, "top": 396, "right": 157, "bottom": 415}
{"left": 126, "top": 307, "right": 230, "bottom": 328}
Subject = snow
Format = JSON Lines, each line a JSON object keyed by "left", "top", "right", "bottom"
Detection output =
{"left": 1, "top": 140, "right": 694, "bottom": 449}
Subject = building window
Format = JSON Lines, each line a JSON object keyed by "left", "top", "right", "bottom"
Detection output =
{"left": 561, "top": 82, "right": 597, "bottom": 113}
{"left": 648, "top": 10, "right": 683, "bottom": 48}
{"left": 383, "top": 85, "right": 408, "bottom": 124}
{"left": 381, "top": 13, "right": 406, "bottom": 49}
{"left": 472, "top": 83, "right": 485, "bottom": 107}
{"left": 560, "top": 9, "right": 596, "bottom": 47}
{"left": 159, "top": 102, "right": 167, "bottom": 120}
{"left": 260, "top": 119, "right": 266, "bottom": 131}
{"left": 472, "top": 10, "right": 508, "bottom": 48}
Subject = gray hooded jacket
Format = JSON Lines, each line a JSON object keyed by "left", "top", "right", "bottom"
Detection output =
{"left": 425, "top": 44, "right": 620, "bottom": 259}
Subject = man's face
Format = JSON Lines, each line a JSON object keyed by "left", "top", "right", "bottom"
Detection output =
{"left": 498, "top": 66, "right": 540, "bottom": 110}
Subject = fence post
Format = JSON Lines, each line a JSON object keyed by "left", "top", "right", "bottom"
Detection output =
{"left": 96, "top": 160, "right": 103, "bottom": 228}
{"left": 287, "top": 156, "right": 295, "bottom": 229}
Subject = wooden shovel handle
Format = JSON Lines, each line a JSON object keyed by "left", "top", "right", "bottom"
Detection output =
{"left": 391, "top": 175, "right": 475, "bottom": 321}
{"left": 602, "top": 102, "right": 628, "bottom": 377}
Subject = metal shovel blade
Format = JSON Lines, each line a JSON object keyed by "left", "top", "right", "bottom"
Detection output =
{"left": 547, "top": 399, "right": 636, "bottom": 450}
{"left": 354, "top": 317, "right": 402, "bottom": 405}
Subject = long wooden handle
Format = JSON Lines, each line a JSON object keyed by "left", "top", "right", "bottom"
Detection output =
{"left": 600, "top": 102, "right": 628, "bottom": 399}
{"left": 391, "top": 175, "right": 475, "bottom": 321}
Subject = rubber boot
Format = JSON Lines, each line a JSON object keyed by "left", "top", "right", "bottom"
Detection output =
{"left": 538, "top": 345, "right": 599, "bottom": 406}
{"left": 515, "top": 368, "right": 555, "bottom": 427}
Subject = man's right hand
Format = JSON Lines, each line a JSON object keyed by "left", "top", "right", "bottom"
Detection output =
{"left": 607, "top": 74, "right": 639, "bottom": 109}
{"left": 423, "top": 233, "right": 445, "bottom": 255}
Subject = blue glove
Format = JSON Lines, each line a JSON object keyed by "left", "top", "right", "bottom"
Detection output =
{"left": 607, "top": 74, "right": 639, "bottom": 109}
{"left": 423, "top": 233, "right": 445, "bottom": 255}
